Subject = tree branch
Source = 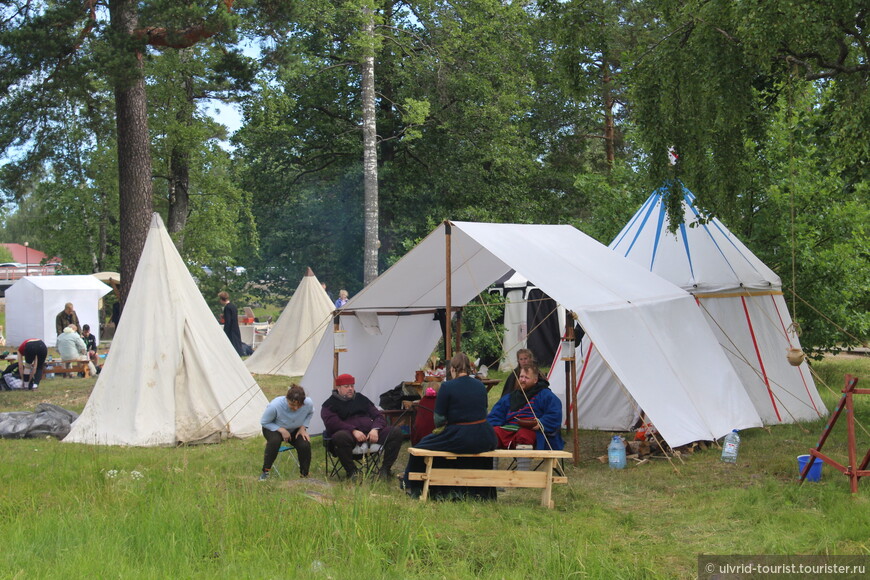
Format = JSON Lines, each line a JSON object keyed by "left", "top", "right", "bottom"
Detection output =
{"left": 134, "top": 0, "right": 235, "bottom": 49}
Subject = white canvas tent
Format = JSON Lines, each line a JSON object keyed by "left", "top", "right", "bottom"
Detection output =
{"left": 245, "top": 267, "right": 335, "bottom": 377}
{"left": 550, "top": 185, "right": 825, "bottom": 428}
{"left": 6, "top": 275, "right": 111, "bottom": 347}
{"left": 301, "top": 221, "right": 762, "bottom": 448}
{"left": 64, "top": 214, "right": 268, "bottom": 446}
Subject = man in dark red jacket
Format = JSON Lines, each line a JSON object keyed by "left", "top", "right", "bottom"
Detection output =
{"left": 321, "top": 373, "right": 402, "bottom": 480}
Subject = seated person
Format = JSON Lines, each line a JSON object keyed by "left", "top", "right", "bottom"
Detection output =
{"left": 500, "top": 348, "right": 536, "bottom": 398}
{"left": 80, "top": 324, "right": 100, "bottom": 367}
{"left": 487, "top": 363, "right": 564, "bottom": 450}
{"left": 258, "top": 384, "right": 313, "bottom": 481}
{"left": 411, "top": 387, "right": 438, "bottom": 446}
{"left": 56, "top": 325, "right": 87, "bottom": 361}
{"left": 321, "top": 373, "right": 402, "bottom": 480}
{"left": 403, "top": 352, "right": 497, "bottom": 499}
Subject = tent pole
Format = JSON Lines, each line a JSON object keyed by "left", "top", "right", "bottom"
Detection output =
{"left": 564, "top": 314, "right": 580, "bottom": 465}
{"left": 445, "top": 222, "right": 453, "bottom": 360}
{"left": 333, "top": 314, "right": 340, "bottom": 379}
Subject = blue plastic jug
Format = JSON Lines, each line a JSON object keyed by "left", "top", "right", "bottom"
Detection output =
{"left": 608, "top": 436, "right": 626, "bottom": 469}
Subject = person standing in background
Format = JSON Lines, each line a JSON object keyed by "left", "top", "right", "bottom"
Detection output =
{"left": 218, "top": 291, "right": 244, "bottom": 355}
{"left": 55, "top": 303, "right": 80, "bottom": 336}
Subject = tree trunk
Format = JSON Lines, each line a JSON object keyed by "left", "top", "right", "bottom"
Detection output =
{"left": 361, "top": 4, "right": 379, "bottom": 286}
{"left": 111, "top": 0, "right": 154, "bottom": 309}
{"left": 167, "top": 51, "right": 195, "bottom": 250}
{"left": 602, "top": 58, "right": 615, "bottom": 172}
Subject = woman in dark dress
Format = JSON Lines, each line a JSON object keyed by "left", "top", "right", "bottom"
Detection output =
{"left": 402, "top": 352, "right": 497, "bottom": 499}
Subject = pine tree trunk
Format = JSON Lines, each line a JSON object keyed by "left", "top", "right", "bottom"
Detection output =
{"left": 167, "top": 52, "right": 195, "bottom": 250}
{"left": 111, "top": 0, "right": 154, "bottom": 309}
{"left": 361, "top": 5, "right": 379, "bottom": 286}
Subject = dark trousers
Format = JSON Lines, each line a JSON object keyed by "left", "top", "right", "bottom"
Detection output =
{"left": 329, "top": 427, "right": 403, "bottom": 475}
{"left": 262, "top": 427, "right": 312, "bottom": 476}
{"left": 22, "top": 340, "right": 48, "bottom": 387}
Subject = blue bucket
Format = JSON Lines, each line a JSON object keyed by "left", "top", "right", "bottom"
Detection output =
{"left": 797, "top": 454, "right": 823, "bottom": 482}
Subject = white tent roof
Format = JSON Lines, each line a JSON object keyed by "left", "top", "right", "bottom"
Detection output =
{"left": 64, "top": 214, "right": 268, "bottom": 446}
{"left": 6, "top": 275, "right": 111, "bottom": 347}
{"left": 550, "top": 185, "right": 825, "bottom": 428}
{"left": 301, "top": 221, "right": 762, "bottom": 447}
{"left": 245, "top": 268, "right": 335, "bottom": 377}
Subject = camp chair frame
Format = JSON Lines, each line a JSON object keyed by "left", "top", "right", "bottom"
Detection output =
{"left": 323, "top": 435, "right": 384, "bottom": 480}
{"left": 270, "top": 443, "right": 301, "bottom": 479}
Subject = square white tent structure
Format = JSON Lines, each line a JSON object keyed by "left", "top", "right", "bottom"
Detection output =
{"left": 301, "top": 221, "right": 762, "bottom": 449}
{"left": 6, "top": 275, "right": 112, "bottom": 347}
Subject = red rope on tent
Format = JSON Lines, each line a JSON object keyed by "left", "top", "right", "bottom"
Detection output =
{"left": 741, "top": 295, "right": 781, "bottom": 422}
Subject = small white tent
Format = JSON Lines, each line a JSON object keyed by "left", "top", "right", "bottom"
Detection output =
{"left": 6, "top": 276, "right": 111, "bottom": 347}
{"left": 301, "top": 221, "right": 762, "bottom": 448}
{"left": 64, "top": 214, "right": 268, "bottom": 446}
{"left": 550, "top": 185, "right": 826, "bottom": 428}
{"left": 245, "top": 267, "right": 335, "bottom": 377}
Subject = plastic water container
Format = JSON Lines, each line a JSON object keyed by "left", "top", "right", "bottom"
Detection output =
{"left": 608, "top": 436, "right": 626, "bottom": 469}
{"left": 721, "top": 429, "right": 740, "bottom": 463}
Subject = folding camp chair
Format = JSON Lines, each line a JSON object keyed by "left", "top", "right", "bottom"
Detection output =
{"left": 270, "top": 444, "right": 301, "bottom": 479}
{"left": 323, "top": 435, "right": 383, "bottom": 480}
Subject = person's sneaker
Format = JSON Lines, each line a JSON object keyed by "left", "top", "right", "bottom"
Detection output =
{"left": 377, "top": 468, "right": 393, "bottom": 481}
{"left": 258, "top": 471, "right": 270, "bottom": 481}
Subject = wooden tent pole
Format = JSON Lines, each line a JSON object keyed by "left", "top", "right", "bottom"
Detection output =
{"left": 564, "top": 314, "right": 580, "bottom": 465}
{"left": 445, "top": 222, "right": 453, "bottom": 360}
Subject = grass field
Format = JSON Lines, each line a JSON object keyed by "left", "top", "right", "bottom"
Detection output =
{"left": 1, "top": 355, "right": 868, "bottom": 578}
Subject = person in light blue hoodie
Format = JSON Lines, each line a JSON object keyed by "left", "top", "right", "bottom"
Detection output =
{"left": 259, "top": 385, "right": 313, "bottom": 480}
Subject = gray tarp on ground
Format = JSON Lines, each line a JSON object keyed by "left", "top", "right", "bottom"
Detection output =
{"left": 0, "top": 403, "right": 79, "bottom": 439}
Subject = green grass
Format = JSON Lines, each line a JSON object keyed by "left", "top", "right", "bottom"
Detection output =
{"left": 1, "top": 356, "right": 868, "bottom": 578}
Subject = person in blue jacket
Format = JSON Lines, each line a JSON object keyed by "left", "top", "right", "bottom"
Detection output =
{"left": 259, "top": 385, "right": 313, "bottom": 480}
{"left": 487, "top": 363, "right": 564, "bottom": 450}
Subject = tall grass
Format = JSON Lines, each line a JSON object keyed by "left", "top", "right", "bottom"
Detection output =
{"left": 1, "top": 356, "right": 867, "bottom": 578}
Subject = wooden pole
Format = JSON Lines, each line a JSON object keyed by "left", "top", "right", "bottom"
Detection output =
{"left": 445, "top": 222, "right": 453, "bottom": 360}
{"left": 564, "top": 314, "right": 580, "bottom": 465}
{"left": 333, "top": 314, "right": 340, "bottom": 379}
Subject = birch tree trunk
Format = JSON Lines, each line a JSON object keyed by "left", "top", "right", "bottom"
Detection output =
{"left": 361, "top": 4, "right": 379, "bottom": 286}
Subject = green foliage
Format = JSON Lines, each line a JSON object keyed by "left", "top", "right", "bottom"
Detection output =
{"left": 458, "top": 292, "right": 505, "bottom": 367}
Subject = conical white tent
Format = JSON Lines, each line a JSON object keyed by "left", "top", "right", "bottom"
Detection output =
{"left": 64, "top": 214, "right": 268, "bottom": 446}
{"left": 550, "top": 185, "right": 825, "bottom": 429}
{"left": 301, "top": 221, "right": 762, "bottom": 448}
{"left": 245, "top": 267, "right": 335, "bottom": 377}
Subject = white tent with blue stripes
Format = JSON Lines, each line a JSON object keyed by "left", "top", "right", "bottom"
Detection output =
{"left": 550, "top": 185, "right": 826, "bottom": 429}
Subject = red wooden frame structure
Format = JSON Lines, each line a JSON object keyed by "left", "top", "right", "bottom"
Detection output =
{"left": 800, "top": 374, "right": 869, "bottom": 493}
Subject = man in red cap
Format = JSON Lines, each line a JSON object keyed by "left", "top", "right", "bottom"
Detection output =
{"left": 321, "top": 373, "right": 402, "bottom": 480}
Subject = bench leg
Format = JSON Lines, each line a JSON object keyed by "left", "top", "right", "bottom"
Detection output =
{"left": 420, "top": 457, "right": 433, "bottom": 502}
{"left": 541, "top": 458, "right": 555, "bottom": 509}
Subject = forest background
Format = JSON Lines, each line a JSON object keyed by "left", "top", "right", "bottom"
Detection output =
{"left": 0, "top": 0, "right": 867, "bottom": 355}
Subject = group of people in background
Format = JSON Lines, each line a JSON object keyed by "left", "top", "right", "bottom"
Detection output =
{"left": 257, "top": 348, "right": 564, "bottom": 503}
{"left": 14, "top": 302, "right": 102, "bottom": 390}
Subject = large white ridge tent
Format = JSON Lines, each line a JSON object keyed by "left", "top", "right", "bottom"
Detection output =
{"left": 65, "top": 214, "right": 268, "bottom": 446}
{"left": 245, "top": 267, "right": 335, "bottom": 377}
{"left": 301, "top": 221, "right": 762, "bottom": 447}
{"left": 550, "top": 185, "right": 825, "bottom": 428}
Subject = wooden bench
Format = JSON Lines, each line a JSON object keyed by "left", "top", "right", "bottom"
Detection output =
{"left": 407, "top": 448, "right": 572, "bottom": 509}
{"left": 45, "top": 361, "right": 90, "bottom": 378}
